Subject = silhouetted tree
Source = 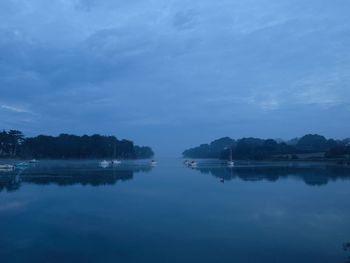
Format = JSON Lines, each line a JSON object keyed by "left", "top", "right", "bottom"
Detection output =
{"left": 325, "top": 145, "right": 350, "bottom": 159}
{"left": 0, "top": 130, "right": 24, "bottom": 157}
{"left": 0, "top": 130, "right": 154, "bottom": 159}
{"left": 183, "top": 134, "right": 348, "bottom": 160}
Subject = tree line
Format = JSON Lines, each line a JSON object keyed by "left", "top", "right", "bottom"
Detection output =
{"left": 0, "top": 130, "right": 154, "bottom": 159}
{"left": 183, "top": 134, "right": 350, "bottom": 160}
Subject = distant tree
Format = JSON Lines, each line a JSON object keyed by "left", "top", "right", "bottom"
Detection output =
{"left": 134, "top": 146, "right": 154, "bottom": 159}
{"left": 0, "top": 129, "right": 153, "bottom": 159}
{"left": 325, "top": 145, "right": 350, "bottom": 158}
{"left": 183, "top": 137, "right": 235, "bottom": 159}
{"left": 209, "top": 137, "right": 236, "bottom": 157}
{"left": 183, "top": 144, "right": 211, "bottom": 158}
{"left": 183, "top": 134, "right": 346, "bottom": 160}
{"left": 287, "top": 137, "right": 299, "bottom": 145}
{"left": 342, "top": 138, "right": 350, "bottom": 146}
{"left": 232, "top": 138, "right": 266, "bottom": 160}
{"left": 0, "top": 130, "right": 10, "bottom": 157}
{"left": 296, "top": 134, "right": 329, "bottom": 152}
{"left": 0, "top": 130, "right": 24, "bottom": 157}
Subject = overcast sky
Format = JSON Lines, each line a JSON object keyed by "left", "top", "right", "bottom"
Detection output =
{"left": 1, "top": 0, "right": 350, "bottom": 156}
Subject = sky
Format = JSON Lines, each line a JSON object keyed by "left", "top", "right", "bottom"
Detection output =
{"left": 0, "top": 0, "right": 350, "bottom": 156}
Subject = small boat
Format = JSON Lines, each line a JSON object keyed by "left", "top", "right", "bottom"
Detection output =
{"left": 184, "top": 160, "right": 197, "bottom": 167}
{"left": 0, "top": 164, "right": 15, "bottom": 171}
{"left": 110, "top": 142, "right": 122, "bottom": 165}
{"left": 150, "top": 160, "right": 157, "bottom": 166}
{"left": 100, "top": 160, "right": 109, "bottom": 168}
{"left": 227, "top": 161, "right": 234, "bottom": 167}
{"left": 189, "top": 160, "right": 197, "bottom": 168}
{"left": 29, "top": 159, "right": 38, "bottom": 163}
{"left": 111, "top": 160, "right": 121, "bottom": 165}
{"left": 227, "top": 149, "right": 234, "bottom": 167}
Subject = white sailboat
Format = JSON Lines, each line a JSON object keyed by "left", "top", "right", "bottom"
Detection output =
{"left": 111, "top": 160, "right": 121, "bottom": 165}
{"left": 227, "top": 149, "right": 234, "bottom": 167}
{"left": 189, "top": 160, "right": 197, "bottom": 168}
{"left": 111, "top": 141, "right": 121, "bottom": 165}
{"left": 0, "top": 164, "right": 14, "bottom": 171}
{"left": 184, "top": 160, "right": 197, "bottom": 168}
{"left": 100, "top": 160, "right": 109, "bottom": 168}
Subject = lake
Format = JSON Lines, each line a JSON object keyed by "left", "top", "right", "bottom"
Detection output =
{"left": 1, "top": 159, "right": 350, "bottom": 263}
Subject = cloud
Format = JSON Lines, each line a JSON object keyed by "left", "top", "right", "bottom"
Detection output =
{"left": 1, "top": 104, "right": 32, "bottom": 114}
{"left": 0, "top": 0, "right": 349, "bottom": 154}
{"left": 172, "top": 9, "right": 198, "bottom": 30}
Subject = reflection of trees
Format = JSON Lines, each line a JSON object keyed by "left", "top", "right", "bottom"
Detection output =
{"left": 0, "top": 164, "right": 152, "bottom": 193}
{"left": 195, "top": 165, "right": 350, "bottom": 186}
{"left": 0, "top": 174, "right": 21, "bottom": 192}
{"left": 344, "top": 242, "right": 350, "bottom": 263}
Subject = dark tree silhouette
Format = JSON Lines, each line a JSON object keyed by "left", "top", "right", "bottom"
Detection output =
{"left": 183, "top": 134, "right": 350, "bottom": 160}
{"left": 0, "top": 130, "right": 154, "bottom": 159}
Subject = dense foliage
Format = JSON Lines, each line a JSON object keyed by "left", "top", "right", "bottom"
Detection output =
{"left": 0, "top": 130, "right": 154, "bottom": 159}
{"left": 182, "top": 137, "right": 235, "bottom": 159}
{"left": 183, "top": 134, "right": 350, "bottom": 160}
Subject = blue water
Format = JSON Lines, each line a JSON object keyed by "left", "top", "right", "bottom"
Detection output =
{"left": 1, "top": 159, "right": 350, "bottom": 263}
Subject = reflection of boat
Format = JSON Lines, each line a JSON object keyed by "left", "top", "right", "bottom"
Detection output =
{"left": 100, "top": 160, "right": 109, "bottom": 168}
{"left": 150, "top": 160, "right": 157, "bottom": 166}
{"left": 15, "top": 162, "right": 29, "bottom": 169}
{"left": 0, "top": 164, "right": 14, "bottom": 172}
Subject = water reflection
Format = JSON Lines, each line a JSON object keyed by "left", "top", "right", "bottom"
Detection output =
{"left": 191, "top": 161, "right": 350, "bottom": 186}
{"left": 0, "top": 161, "right": 152, "bottom": 193}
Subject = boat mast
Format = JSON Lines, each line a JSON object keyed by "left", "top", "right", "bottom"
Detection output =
{"left": 113, "top": 141, "right": 116, "bottom": 159}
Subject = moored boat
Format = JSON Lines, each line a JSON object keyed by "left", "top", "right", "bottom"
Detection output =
{"left": 189, "top": 160, "right": 197, "bottom": 168}
{"left": 227, "top": 149, "right": 234, "bottom": 167}
{"left": 111, "top": 160, "right": 121, "bottom": 165}
{"left": 100, "top": 160, "right": 109, "bottom": 168}
{"left": 0, "top": 164, "right": 15, "bottom": 171}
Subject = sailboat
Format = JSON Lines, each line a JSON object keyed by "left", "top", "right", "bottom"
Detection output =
{"left": 111, "top": 141, "right": 121, "bottom": 165}
{"left": 189, "top": 160, "right": 197, "bottom": 168}
{"left": 227, "top": 148, "right": 234, "bottom": 167}
{"left": 184, "top": 160, "right": 197, "bottom": 168}
{"left": 0, "top": 164, "right": 14, "bottom": 171}
{"left": 100, "top": 160, "right": 109, "bottom": 168}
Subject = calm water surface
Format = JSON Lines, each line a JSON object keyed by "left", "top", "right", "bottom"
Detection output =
{"left": 1, "top": 159, "right": 350, "bottom": 263}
